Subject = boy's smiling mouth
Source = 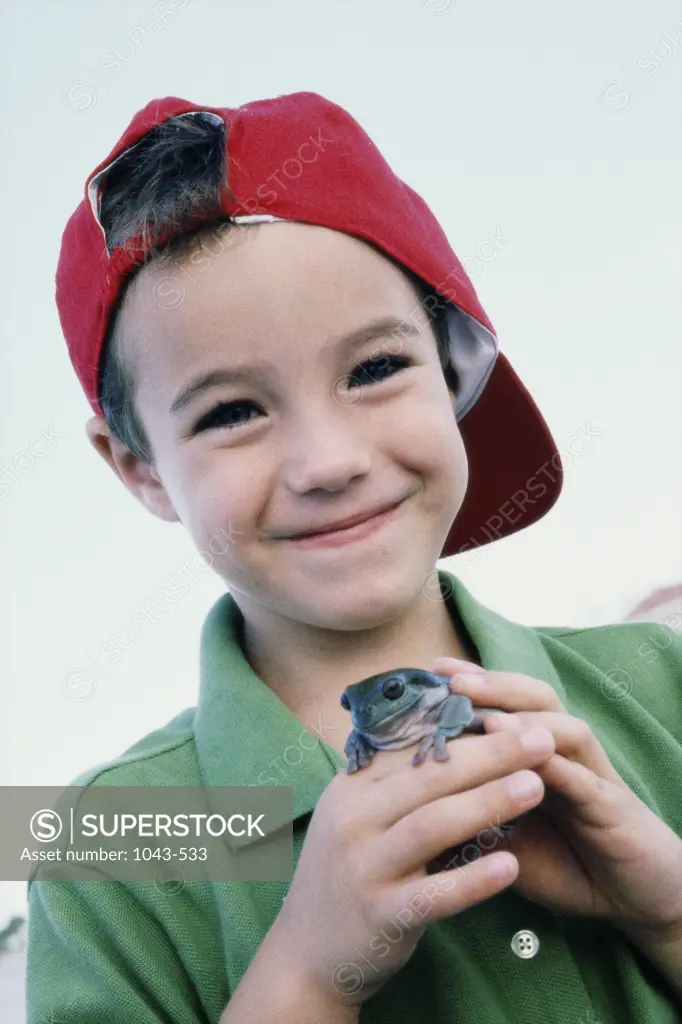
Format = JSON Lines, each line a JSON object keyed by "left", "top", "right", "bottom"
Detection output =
{"left": 275, "top": 495, "right": 409, "bottom": 541}
{"left": 276, "top": 495, "right": 410, "bottom": 548}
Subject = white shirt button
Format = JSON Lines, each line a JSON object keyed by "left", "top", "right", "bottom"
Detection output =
{"left": 511, "top": 929, "right": 540, "bottom": 958}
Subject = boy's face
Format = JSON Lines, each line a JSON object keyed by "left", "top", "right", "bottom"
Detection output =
{"left": 88, "top": 222, "right": 469, "bottom": 630}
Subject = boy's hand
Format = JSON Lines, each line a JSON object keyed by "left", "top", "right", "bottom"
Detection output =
{"left": 433, "top": 656, "right": 682, "bottom": 940}
{"left": 269, "top": 720, "right": 557, "bottom": 1008}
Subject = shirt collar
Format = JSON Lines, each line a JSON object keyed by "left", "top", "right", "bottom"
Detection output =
{"left": 194, "top": 569, "right": 567, "bottom": 848}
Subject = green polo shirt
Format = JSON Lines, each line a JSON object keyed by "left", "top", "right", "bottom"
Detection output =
{"left": 26, "top": 569, "right": 682, "bottom": 1023}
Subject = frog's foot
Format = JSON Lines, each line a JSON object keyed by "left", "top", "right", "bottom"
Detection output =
{"left": 345, "top": 731, "right": 375, "bottom": 774}
{"left": 412, "top": 733, "right": 435, "bottom": 766}
{"left": 355, "top": 742, "right": 375, "bottom": 771}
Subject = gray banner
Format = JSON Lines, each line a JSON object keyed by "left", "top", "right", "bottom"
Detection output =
{"left": 1, "top": 786, "right": 294, "bottom": 882}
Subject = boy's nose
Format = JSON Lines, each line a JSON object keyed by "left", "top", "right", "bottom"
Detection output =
{"left": 280, "top": 415, "right": 373, "bottom": 495}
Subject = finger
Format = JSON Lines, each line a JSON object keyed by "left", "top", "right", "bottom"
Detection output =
{"left": 374, "top": 768, "right": 545, "bottom": 878}
{"left": 359, "top": 725, "right": 556, "bottom": 829}
{"left": 466, "top": 706, "right": 507, "bottom": 732}
{"left": 389, "top": 851, "right": 519, "bottom": 927}
{"left": 533, "top": 752, "right": 631, "bottom": 826}
{"left": 431, "top": 656, "right": 486, "bottom": 675}
{"left": 484, "top": 711, "right": 622, "bottom": 782}
{"left": 442, "top": 665, "right": 567, "bottom": 714}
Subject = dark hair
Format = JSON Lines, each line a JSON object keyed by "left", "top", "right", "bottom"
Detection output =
{"left": 98, "top": 114, "right": 458, "bottom": 464}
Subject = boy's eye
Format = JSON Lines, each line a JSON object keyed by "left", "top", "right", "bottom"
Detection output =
{"left": 192, "top": 400, "right": 261, "bottom": 434}
{"left": 190, "top": 353, "right": 413, "bottom": 434}
{"left": 346, "top": 353, "right": 412, "bottom": 389}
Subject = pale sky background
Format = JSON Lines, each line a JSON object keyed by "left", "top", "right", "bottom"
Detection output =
{"left": 1, "top": 0, "right": 681, "bottom": 924}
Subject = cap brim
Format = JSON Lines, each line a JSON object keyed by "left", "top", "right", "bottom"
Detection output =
{"left": 442, "top": 352, "right": 562, "bottom": 557}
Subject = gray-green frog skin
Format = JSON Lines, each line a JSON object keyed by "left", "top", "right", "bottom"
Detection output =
{"left": 341, "top": 668, "right": 497, "bottom": 774}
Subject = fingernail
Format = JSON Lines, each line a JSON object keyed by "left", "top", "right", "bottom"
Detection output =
{"left": 489, "top": 712, "right": 521, "bottom": 728}
{"left": 434, "top": 658, "right": 485, "bottom": 673}
{"left": 520, "top": 726, "right": 554, "bottom": 753}
{"left": 452, "top": 672, "right": 486, "bottom": 688}
{"left": 508, "top": 771, "right": 542, "bottom": 801}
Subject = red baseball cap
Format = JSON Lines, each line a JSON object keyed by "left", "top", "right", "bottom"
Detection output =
{"left": 56, "top": 90, "right": 561, "bottom": 557}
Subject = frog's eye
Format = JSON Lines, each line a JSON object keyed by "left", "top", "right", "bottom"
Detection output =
{"left": 340, "top": 692, "right": 351, "bottom": 711}
{"left": 382, "top": 678, "right": 405, "bottom": 701}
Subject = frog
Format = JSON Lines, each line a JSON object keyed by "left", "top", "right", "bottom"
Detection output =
{"left": 340, "top": 668, "right": 501, "bottom": 774}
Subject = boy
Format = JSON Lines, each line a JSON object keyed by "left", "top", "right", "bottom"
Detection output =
{"left": 26, "top": 91, "right": 682, "bottom": 1023}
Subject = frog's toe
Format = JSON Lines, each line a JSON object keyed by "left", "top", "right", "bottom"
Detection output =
{"left": 357, "top": 745, "right": 374, "bottom": 769}
{"left": 433, "top": 734, "right": 450, "bottom": 761}
{"left": 412, "top": 734, "right": 434, "bottom": 766}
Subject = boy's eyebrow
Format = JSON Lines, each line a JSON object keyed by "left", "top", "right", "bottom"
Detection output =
{"left": 169, "top": 315, "right": 422, "bottom": 414}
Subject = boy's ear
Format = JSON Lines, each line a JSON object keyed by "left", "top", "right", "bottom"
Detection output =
{"left": 85, "top": 416, "right": 180, "bottom": 523}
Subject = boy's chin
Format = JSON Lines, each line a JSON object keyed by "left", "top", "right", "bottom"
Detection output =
{"left": 290, "top": 575, "right": 426, "bottom": 629}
